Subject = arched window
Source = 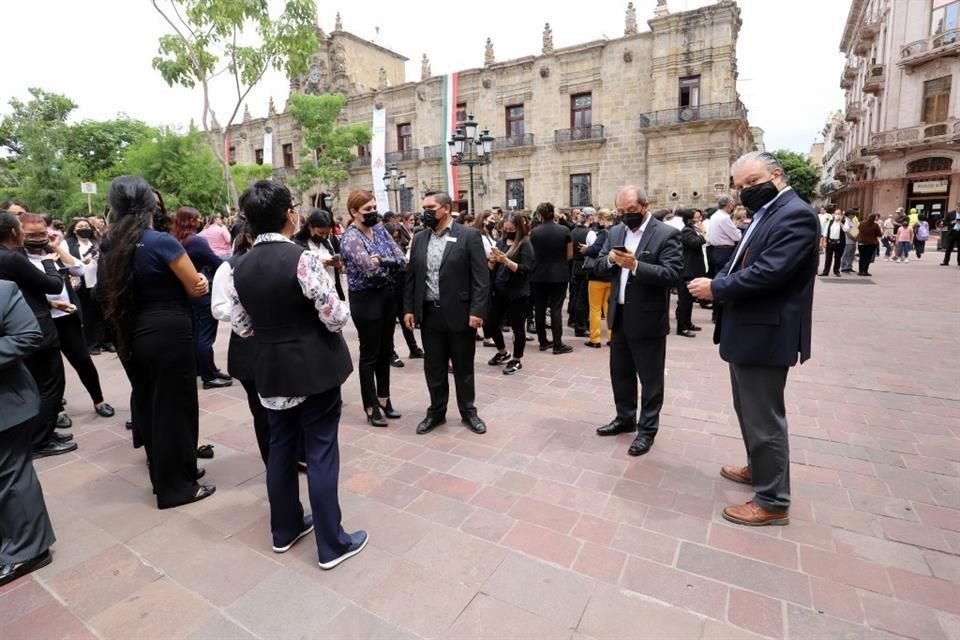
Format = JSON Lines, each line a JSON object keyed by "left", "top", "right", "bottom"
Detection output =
{"left": 906, "top": 157, "right": 952, "bottom": 173}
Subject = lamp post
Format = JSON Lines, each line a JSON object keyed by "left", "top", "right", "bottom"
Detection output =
{"left": 382, "top": 163, "right": 411, "bottom": 212}
{"left": 448, "top": 114, "right": 494, "bottom": 217}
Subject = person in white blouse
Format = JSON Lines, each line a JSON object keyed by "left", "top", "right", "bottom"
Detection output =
{"left": 65, "top": 217, "right": 113, "bottom": 354}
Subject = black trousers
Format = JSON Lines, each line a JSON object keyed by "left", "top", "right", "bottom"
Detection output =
{"left": 857, "top": 244, "right": 876, "bottom": 274}
{"left": 487, "top": 293, "right": 528, "bottom": 359}
{"left": 265, "top": 388, "right": 352, "bottom": 563}
{"left": 532, "top": 281, "right": 568, "bottom": 347}
{"left": 23, "top": 348, "right": 65, "bottom": 449}
{"left": 129, "top": 308, "right": 200, "bottom": 509}
{"left": 77, "top": 287, "right": 104, "bottom": 348}
{"left": 942, "top": 231, "right": 960, "bottom": 265}
{"left": 55, "top": 314, "right": 104, "bottom": 405}
{"left": 676, "top": 278, "right": 695, "bottom": 330}
{"left": 239, "top": 377, "right": 271, "bottom": 466}
{"left": 393, "top": 280, "right": 419, "bottom": 353}
{"left": 0, "top": 420, "right": 56, "bottom": 564}
{"left": 610, "top": 313, "right": 666, "bottom": 437}
{"left": 350, "top": 287, "right": 396, "bottom": 410}
{"left": 570, "top": 269, "right": 589, "bottom": 332}
{"left": 421, "top": 303, "right": 477, "bottom": 419}
{"left": 192, "top": 296, "right": 220, "bottom": 381}
{"left": 822, "top": 243, "right": 842, "bottom": 274}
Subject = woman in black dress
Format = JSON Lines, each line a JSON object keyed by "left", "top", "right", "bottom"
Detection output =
{"left": 102, "top": 176, "right": 215, "bottom": 509}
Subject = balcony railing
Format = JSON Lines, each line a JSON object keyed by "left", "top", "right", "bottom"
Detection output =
{"left": 900, "top": 29, "right": 960, "bottom": 67}
{"left": 423, "top": 144, "right": 444, "bottom": 160}
{"left": 638, "top": 101, "right": 747, "bottom": 128}
{"left": 845, "top": 102, "right": 864, "bottom": 122}
{"left": 863, "top": 64, "right": 885, "bottom": 95}
{"left": 351, "top": 156, "right": 371, "bottom": 168}
{"left": 860, "top": 13, "right": 881, "bottom": 40}
{"left": 494, "top": 133, "right": 535, "bottom": 149}
{"left": 865, "top": 119, "right": 960, "bottom": 153}
{"left": 385, "top": 149, "right": 420, "bottom": 163}
{"left": 554, "top": 126, "right": 605, "bottom": 143}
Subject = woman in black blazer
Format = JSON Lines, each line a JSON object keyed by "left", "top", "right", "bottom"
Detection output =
{"left": 486, "top": 212, "right": 534, "bottom": 375}
{"left": 676, "top": 208, "right": 706, "bottom": 337}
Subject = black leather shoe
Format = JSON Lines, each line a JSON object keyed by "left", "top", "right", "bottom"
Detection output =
{"left": 488, "top": 352, "right": 510, "bottom": 366}
{"left": 51, "top": 432, "right": 73, "bottom": 443}
{"left": 416, "top": 415, "right": 446, "bottom": 435}
{"left": 574, "top": 330, "right": 588, "bottom": 337}
{"left": 596, "top": 420, "right": 637, "bottom": 436}
{"left": 553, "top": 344, "right": 573, "bottom": 355}
{"left": 584, "top": 341, "right": 601, "bottom": 349}
{"left": 379, "top": 400, "right": 401, "bottom": 420}
{"left": 538, "top": 342, "right": 554, "bottom": 352}
{"left": 101, "top": 342, "right": 117, "bottom": 353}
{"left": 0, "top": 550, "right": 52, "bottom": 587}
{"left": 688, "top": 324, "right": 702, "bottom": 332}
{"left": 366, "top": 406, "right": 388, "bottom": 427}
{"left": 95, "top": 403, "right": 115, "bottom": 418}
{"left": 56, "top": 413, "right": 72, "bottom": 429}
{"left": 628, "top": 434, "right": 656, "bottom": 457}
{"left": 462, "top": 415, "right": 487, "bottom": 434}
{"left": 196, "top": 468, "right": 206, "bottom": 480}
{"left": 213, "top": 370, "right": 232, "bottom": 381}
{"left": 202, "top": 377, "right": 233, "bottom": 390}
{"left": 33, "top": 440, "right": 78, "bottom": 458}
{"left": 390, "top": 352, "right": 404, "bottom": 368}
{"left": 88, "top": 346, "right": 102, "bottom": 356}
{"left": 125, "top": 420, "right": 133, "bottom": 431}
{"left": 676, "top": 329, "right": 696, "bottom": 338}
{"left": 409, "top": 347, "right": 424, "bottom": 359}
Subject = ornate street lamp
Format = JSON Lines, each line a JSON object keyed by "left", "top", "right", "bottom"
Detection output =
{"left": 448, "top": 114, "right": 494, "bottom": 216}
{"left": 383, "top": 163, "right": 411, "bottom": 212}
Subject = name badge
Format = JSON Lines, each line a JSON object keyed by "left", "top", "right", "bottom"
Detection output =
{"left": 445, "top": 236, "right": 458, "bottom": 243}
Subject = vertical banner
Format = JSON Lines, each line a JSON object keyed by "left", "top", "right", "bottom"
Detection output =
{"left": 441, "top": 73, "right": 459, "bottom": 198}
{"left": 262, "top": 130, "right": 274, "bottom": 166}
{"left": 371, "top": 106, "right": 389, "bottom": 212}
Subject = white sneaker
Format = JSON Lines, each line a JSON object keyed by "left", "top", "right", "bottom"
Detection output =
{"left": 904, "top": 258, "right": 909, "bottom": 263}
{"left": 318, "top": 530, "right": 368, "bottom": 570}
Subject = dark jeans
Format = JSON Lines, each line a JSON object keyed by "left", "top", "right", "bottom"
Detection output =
{"left": 265, "top": 388, "right": 353, "bottom": 563}
{"left": 55, "top": 313, "right": 104, "bottom": 405}
{"left": 191, "top": 296, "right": 220, "bottom": 381}
{"left": 570, "top": 269, "right": 589, "bottom": 332}
{"left": 487, "top": 293, "right": 528, "bottom": 359}
{"left": 857, "top": 244, "right": 876, "bottom": 274}
{"left": 23, "top": 347, "right": 65, "bottom": 449}
{"left": 914, "top": 239, "right": 926, "bottom": 258}
{"left": 943, "top": 231, "right": 960, "bottom": 265}
{"left": 350, "top": 287, "right": 396, "bottom": 410}
{"left": 0, "top": 420, "right": 56, "bottom": 563}
{"left": 709, "top": 246, "right": 735, "bottom": 277}
{"left": 421, "top": 303, "right": 477, "bottom": 419}
{"left": 822, "top": 243, "right": 842, "bottom": 274}
{"left": 532, "top": 281, "right": 568, "bottom": 347}
{"left": 676, "top": 278, "right": 695, "bottom": 330}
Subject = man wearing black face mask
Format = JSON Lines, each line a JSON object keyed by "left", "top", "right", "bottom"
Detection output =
{"left": 404, "top": 191, "right": 490, "bottom": 436}
{"left": 593, "top": 187, "right": 682, "bottom": 458}
{"left": 688, "top": 151, "right": 819, "bottom": 528}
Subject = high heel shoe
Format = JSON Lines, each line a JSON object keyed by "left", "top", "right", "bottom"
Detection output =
{"left": 366, "top": 405, "right": 388, "bottom": 427}
{"left": 379, "top": 400, "right": 402, "bottom": 420}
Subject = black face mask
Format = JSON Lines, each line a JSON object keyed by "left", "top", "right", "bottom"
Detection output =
{"left": 24, "top": 239, "right": 49, "bottom": 251}
{"left": 485, "top": 221, "right": 496, "bottom": 231}
{"left": 504, "top": 231, "right": 516, "bottom": 240}
{"left": 76, "top": 228, "right": 94, "bottom": 239}
{"left": 422, "top": 209, "right": 440, "bottom": 229}
{"left": 622, "top": 213, "right": 645, "bottom": 231}
{"left": 739, "top": 180, "right": 779, "bottom": 213}
{"left": 361, "top": 212, "right": 379, "bottom": 227}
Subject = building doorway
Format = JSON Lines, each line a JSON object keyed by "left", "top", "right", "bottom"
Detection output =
{"left": 906, "top": 178, "right": 949, "bottom": 230}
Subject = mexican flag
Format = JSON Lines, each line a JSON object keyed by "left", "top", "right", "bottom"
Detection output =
{"left": 440, "top": 73, "right": 459, "bottom": 198}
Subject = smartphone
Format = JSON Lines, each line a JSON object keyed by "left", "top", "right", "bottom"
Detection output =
{"left": 612, "top": 245, "right": 628, "bottom": 253}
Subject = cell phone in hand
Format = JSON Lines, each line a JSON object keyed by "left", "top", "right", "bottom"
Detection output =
{"left": 612, "top": 246, "right": 628, "bottom": 253}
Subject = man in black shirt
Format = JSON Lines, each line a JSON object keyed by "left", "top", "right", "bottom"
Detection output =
{"left": 569, "top": 209, "right": 592, "bottom": 336}
{"left": 529, "top": 202, "right": 574, "bottom": 354}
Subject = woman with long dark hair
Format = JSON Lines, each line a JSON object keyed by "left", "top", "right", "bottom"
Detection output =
{"left": 486, "top": 212, "right": 533, "bottom": 375}
{"left": 294, "top": 209, "right": 345, "bottom": 301}
{"left": 103, "top": 176, "right": 215, "bottom": 508}
{"left": 65, "top": 217, "right": 113, "bottom": 354}
{"left": 339, "top": 189, "right": 406, "bottom": 427}
{"left": 171, "top": 207, "right": 230, "bottom": 389}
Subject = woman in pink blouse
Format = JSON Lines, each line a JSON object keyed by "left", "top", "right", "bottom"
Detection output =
{"left": 200, "top": 214, "right": 233, "bottom": 259}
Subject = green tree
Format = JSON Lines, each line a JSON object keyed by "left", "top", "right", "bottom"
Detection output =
{"left": 0, "top": 88, "right": 80, "bottom": 216}
{"left": 150, "top": 0, "right": 319, "bottom": 205}
{"left": 67, "top": 118, "right": 156, "bottom": 179}
{"left": 773, "top": 150, "right": 819, "bottom": 203}
{"left": 230, "top": 162, "right": 274, "bottom": 196}
{"left": 287, "top": 93, "right": 371, "bottom": 204}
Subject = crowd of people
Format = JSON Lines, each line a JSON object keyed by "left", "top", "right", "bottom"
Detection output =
{"left": 0, "top": 150, "right": 874, "bottom": 586}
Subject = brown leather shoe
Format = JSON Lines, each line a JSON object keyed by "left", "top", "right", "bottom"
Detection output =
{"left": 720, "top": 465, "right": 752, "bottom": 485}
{"left": 722, "top": 501, "right": 789, "bottom": 527}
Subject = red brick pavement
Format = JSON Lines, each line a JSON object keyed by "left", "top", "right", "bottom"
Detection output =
{"left": 4, "top": 255, "right": 960, "bottom": 639}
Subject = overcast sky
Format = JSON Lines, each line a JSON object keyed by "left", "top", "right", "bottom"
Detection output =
{"left": 4, "top": 0, "right": 848, "bottom": 154}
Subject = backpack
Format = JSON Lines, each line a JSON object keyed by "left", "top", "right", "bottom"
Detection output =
{"left": 916, "top": 221, "right": 930, "bottom": 241}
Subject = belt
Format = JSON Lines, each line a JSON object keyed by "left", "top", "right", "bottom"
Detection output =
{"left": 424, "top": 300, "right": 441, "bottom": 308}
{"left": 714, "top": 244, "right": 735, "bottom": 249}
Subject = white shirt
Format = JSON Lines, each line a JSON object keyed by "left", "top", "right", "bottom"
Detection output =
{"left": 27, "top": 253, "right": 73, "bottom": 318}
{"left": 665, "top": 216, "right": 684, "bottom": 231}
{"left": 307, "top": 238, "right": 337, "bottom": 283}
{"left": 612, "top": 216, "right": 651, "bottom": 305}
{"left": 585, "top": 229, "right": 598, "bottom": 246}
{"left": 76, "top": 238, "right": 99, "bottom": 289}
{"left": 707, "top": 210, "right": 742, "bottom": 247}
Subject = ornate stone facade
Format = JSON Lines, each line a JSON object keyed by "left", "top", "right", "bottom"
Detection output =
{"left": 221, "top": 3, "right": 752, "bottom": 212}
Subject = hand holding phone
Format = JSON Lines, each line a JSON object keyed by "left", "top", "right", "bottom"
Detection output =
{"left": 612, "top": 245, "right": 628, "bottom": 254}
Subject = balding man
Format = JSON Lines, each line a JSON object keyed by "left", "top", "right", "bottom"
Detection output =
{"left": 594, "top": 186, "right": 682, "bottom": 457}
{"left": 689, "top": 151, "right": 819, "bottom": 527}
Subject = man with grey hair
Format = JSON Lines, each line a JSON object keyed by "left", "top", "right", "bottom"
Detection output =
{"left": 688, "top": 151, "right": 819, "bottom": 527}
{"left": 594, "top": 185, "right": 682, "bottom": 457}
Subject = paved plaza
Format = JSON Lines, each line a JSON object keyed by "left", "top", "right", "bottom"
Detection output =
{"left": 4, "top": 255, "right": 960, "bottom": 640}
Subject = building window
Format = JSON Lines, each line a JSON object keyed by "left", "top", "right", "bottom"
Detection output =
{"left": 228, "top": 146, "right": 237, "bottom": 165}
{"left": 570, "top": 173, "right": 592, "bottom": 207}
{"left": 907, "top": 157, "right": 953, "bottom": 173}
{"left": 282, "top": 143, "right": 294, "bottom": 169}
{"left": 357, "top": 144, "right": 369, "bottom": 158}
{"left": 456, "top": 102, "right": 468, "bottom": 125}
{"left": 506, "top": 179, "right": 525, "bottom": 210}
{"left": 571, "top": 93, "right": 592, "bottom": 131}
{"left": 923, "top": 76, "right": 951, "bottom": 123}
{"left": 397, "top": 123, "right": 412, "bottom": 152}
{"left": 400, "top": 189, "right": 414, "bottom": 212}
{"left": 505, "top": 105, "right": 525, "bottom": 139}
{"left": 931, "top": 1, "right": 960, "bottom": 45}
{"left": 679, "top": 76, "right": 701, "bottom": 109}
{"left": 254, "top": 148, "right": 264, "bottom": 165}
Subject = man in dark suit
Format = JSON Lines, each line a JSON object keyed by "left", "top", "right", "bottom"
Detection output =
{"left": 529, "top": 202, "right": 574, "bottom": 354}
{"left": 941, "top": 206, "right": 960, "bottom": 266}
{"left": 595, "top": 186, "right": 683, "bottom": 457}
{"left": 0, "top": 280, "right": 56, "bottom": 585}
{"left": 568, "top": 210, "right": 592, "bottom": 336}
{"left": 404, "top": 191, "right": 490, "bottom": 435}
{"left": 689, "top": 151, "right": 819, "bottom": 527}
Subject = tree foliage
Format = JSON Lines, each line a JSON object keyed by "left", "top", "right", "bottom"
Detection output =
{"left": 150, "top": 0, "right": 319, "bottom": 204}
{"left": 773, "top": 150, "right": 819, "bottom": 203}
{"left": 230, "top": 162, "right": 274, "bottom": 196}
{"left": 287, "top": 93, "right": 371, "bottom": 201}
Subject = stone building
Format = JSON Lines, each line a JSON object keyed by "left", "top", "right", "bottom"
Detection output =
{"left": 832, "top": 0, "right": 960, "bottom": 227}
{"left": 220, "top": 1, "right": 753, "bottom": 213}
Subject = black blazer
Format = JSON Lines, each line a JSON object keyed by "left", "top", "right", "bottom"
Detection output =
{"left": 529, "top": 222, "right": 572, "bottom": 283}
{"left": 823, "top": 219, "right": 846, "bottom": 249}
{"left": 680, "top": 226, "right": 707, "bottom": 280}
{"left": 491, "top": 238, "right": 534, "bottom": 301}
{"left": 404, "top": 222, "right": 490, "bottom": 327}
{"left": 0, "top": 281, "right": 43, "bottom": 432}
{"left": 0, "top": 246, "right": 64, "bottom": 350}
{"left": 596, "top": 218, "right": 683, "bottom": 339}
{"left": 571, "top": 225, "right": 590, "bottom": 268}
{"left": 944, "top": 210, "right": 960, "bottom": 233}
{"left": 711, "top": 188, "right": 819, "bottom": 367}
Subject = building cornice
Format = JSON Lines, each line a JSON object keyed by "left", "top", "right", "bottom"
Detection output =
{"left": 330, "top": 30, "right": 409, "bottom": 62}
{"left": 840, "top": 0, "right": 866, "bottom": 53}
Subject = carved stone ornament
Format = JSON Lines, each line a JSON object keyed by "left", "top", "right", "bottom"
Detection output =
{"left": 378, "top": 67, "right": 389, "bottom": 90}
{"left": 654, "top": 0, "right": 670, "bottom": 18}
{"left": 242, "top": 104, "right": 251, "bottom": 122}
{"left": 625, "top": 2, "right": 638, "bottom": 35}
{"left": 332, "top": 43, "right": 346, "bottom": 74}
{"left": 335, "top": 11, "right": 343, "bottom": 31}
{"left": 540, "top": 65, "right": 550, "bottom": 78}
{"left": 416, "top": 87, "right": 427, "bottom": 102}
{"left": 542, "top": 23, "right": 554, "bottom": 54}
{"left": 623, "top": 50, "right": 633, "bottom": 63}
{"left": 267, "top": 98, "right": 276, "bottom": 116}
{"left": 482, "top": 77, "right": 492, "bottom": 89}
{"left": 484, "top": 38, "right": 495, "bottom": 66}
{"left": 421, "top": 53, "right": 431, "bottom": 80}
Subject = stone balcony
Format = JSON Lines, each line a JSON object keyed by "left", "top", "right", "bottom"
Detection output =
{"left": 845, "top": 102, "right": 864, "bottom": 123}
{"left": 422, "top": 144, "right": 445, "bottom": 161}
{"left": 385, "top": 149, "right": 420, "bottom": 164}
{"left": 863, "top": 119, "right": 960, "bottom": 154}
{"left": 493, "top": 133, "right": 536, "bottom": 157}
{"left": 862, "top": 64, "right": 885, "bottom": 95}
{"left": 900, "top": 29, "right": 960, "bottom": 69}
{"left": 639, "top": 101, "right": 747, "bottom": 129}
{"left": 554, "top": 125, "right": 606, "bottom": 151}
{"left": 840, "top": 62, "right": 858, "bottom": 89}
{"left": 833, "top": 124, "right": 847, "bottom": 140}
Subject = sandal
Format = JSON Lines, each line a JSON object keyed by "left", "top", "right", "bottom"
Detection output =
{"left": 197, "top": 444, "right": 215, "bottom": 459}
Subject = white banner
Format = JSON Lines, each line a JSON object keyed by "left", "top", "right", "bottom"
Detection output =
{"left": 371, "top": 107, "right": 389, "bottom": 212}
{"left": 262, "top": 131, "right": 274, "bottom": 166}
{"left": 912, "top": 179, "right": 948, "bottom": 194}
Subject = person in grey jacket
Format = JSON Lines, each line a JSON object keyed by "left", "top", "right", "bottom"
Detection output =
{"left": 0, "top": 280, "right": 56, "bottom": 586}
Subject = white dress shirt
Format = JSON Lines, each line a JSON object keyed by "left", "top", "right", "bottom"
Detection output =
{"left": 611, "top": 216, "right": 651, "bottom": 304}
